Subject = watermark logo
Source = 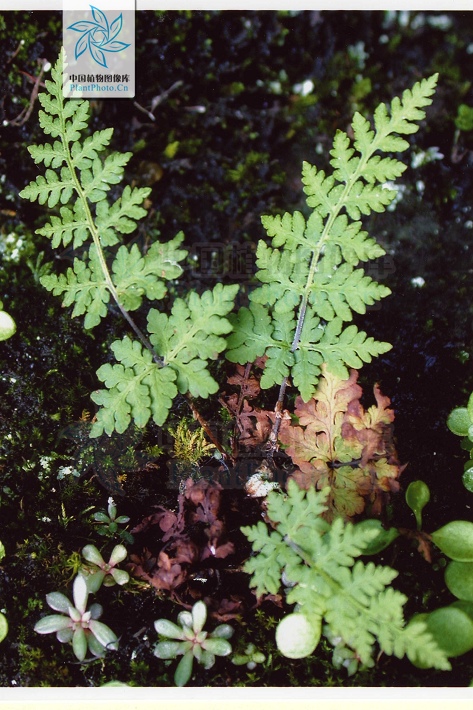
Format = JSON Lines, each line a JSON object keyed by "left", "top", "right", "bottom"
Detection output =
{"left": 67, "top": 5, "right": 131, "bottom": 69}
{"left": 63, "top": 0, "right": 135, "bottom": 98}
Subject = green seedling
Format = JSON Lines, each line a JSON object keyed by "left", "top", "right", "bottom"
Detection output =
{"left": 154, "top": 600, "right": 233, "bottom": 686}
{"left": 81, "top": 544, "right": 129, "bottom": 591}
{"left": 232, "top": 643, "right": 266, "bottom": 670}
{"left": 93, "top": 497, "right": 134, "bottom": 544}
{"left": 406, "top": 480, "right": 431, "bottom": 530}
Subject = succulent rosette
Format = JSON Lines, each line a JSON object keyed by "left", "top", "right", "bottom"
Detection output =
{"left": 34, "top": 574, "right": 118, "bottom": 661}
{"left": 154, "top": 600, "right": 233, "bottom": 686}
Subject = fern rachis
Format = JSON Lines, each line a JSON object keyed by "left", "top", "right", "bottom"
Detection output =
{"left": 227, "top": 74, "right": 438, "bottom": 445}
{"left": 20, "top": 49, "right": 239, "bottom": 438}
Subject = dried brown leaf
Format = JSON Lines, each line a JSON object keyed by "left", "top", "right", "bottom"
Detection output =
{"left": 227, "top": 364, "right": 261, "bottom": 400}
{"left": 279, "top": 366, "right": 403, "bottom": 520}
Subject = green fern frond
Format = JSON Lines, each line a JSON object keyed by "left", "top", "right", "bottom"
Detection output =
{"left": 21, "top": 49, "right": 239, "bottom": 435}
{"left": 80, "top": 283, "right": 239, "bottom": 431}
{"left": 228, "top": 74, "right": 438, "bottom": 403}
{"left": 241, "top": 480, "right": 450, "bottom": 670}
{"left": 260, "top": 210, "right": 310, "bottom": 251}
{"left": 264, "top": 480, "right": 331, "bottom": 535}
{"left": 20, "top": 49, "right": 184, "bottom": 333}
{"left": 70, "top": 128, "right": 114, "bottom": 168}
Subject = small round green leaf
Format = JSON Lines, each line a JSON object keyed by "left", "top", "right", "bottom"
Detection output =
{"left": 84, "top": 570, "right": 105, "bottom": 593}
{"left": 56, "top": 627, "right": 73, "bottom": 643}
{"left": 447, "top": 407, "right": 472, "bottom": 437}
{"left": 468, "top": 392, "right": 473, "bottom": 421}
{"left": 200, "top": 649, "right": 216, "bottom": 669}
{"left": 445, "top": 561, "right": 473, "bottom": 601}
{"left": 45, "top": 591, "right": 71, "bottom": 614}
{"left": 0, "top": 542, "right": 6, "bottom": 563}
{"left": 355, "top": 519, "right": 399, "bottom": 554}
{"left": 115, "top": 515, "right": 130, "bottom": 524}
{"left": 463, "top": 465, "right": 473, "bottom": 493}
{"left": 101, "top": 681, "right": 129, "bottom": 687}
{"left": 87, "top": 632, "right": 107, "bottom": 658}
{"left": 451, "top": 600, "right": 473, "bottom": 619}
{"left": 0, "top": 310, "right": 16, "bottom": 341}
{"left": 424, "top": 605, "right": 473, "bottom": 657}
{"left": 431, "top": 520, "right": 473, "bottom": 561}
{"left": 88, "top": 602, "right": 103, "bottom": 620}
{"left": 211, "top": 623, "right": 234, "bottom": 639}
{"left": 110, "top": 568, "right": 129, "bottom": 586}
{"left": 72, "top": 574, "right": 89, "bottom": 614}
{"left": 405, "top": 480, "right": 430, "bottom": 530}
{"left": 177, "top": 610, "right": 192, "bottom": 629}
{"left": 232, "top": 654, "right": 250, "bottom": 666}
{"left": 275, "top": 613, "right": 321, "bottom": 659}
{"left": 0, "top": 613, "right": 8, "bottom": 643}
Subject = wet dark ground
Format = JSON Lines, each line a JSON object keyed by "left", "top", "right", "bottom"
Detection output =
{"left": 0, "top": 9, "right": 473, "bottom": 687}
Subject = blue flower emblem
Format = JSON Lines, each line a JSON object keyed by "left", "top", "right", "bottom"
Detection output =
{"left": 67, "top": 5, "right": 131, "bottom": 69}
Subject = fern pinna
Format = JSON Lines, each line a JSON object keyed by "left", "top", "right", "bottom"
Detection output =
{"left": 20, "top": 49, "right": 238, "bottom": 438}
{"left": 227, "top": 74, "right": 438, "bottom": 441}
{"left": 242, "top": 480, "right": 450, "bottom": 671}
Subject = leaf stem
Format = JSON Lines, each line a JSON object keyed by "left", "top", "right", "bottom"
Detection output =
{"left": 268, "top": 118, "right": 392, "bottom": 451}
{"left": 57, "top": 74, "right": 230, "bottom": 448}
{"left": 59, "top": 97, "right": 164, "bottom": 367}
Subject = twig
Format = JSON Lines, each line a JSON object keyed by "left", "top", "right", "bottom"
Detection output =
{"left": 133, "top": 101, "right": 156, "bottom": 122}
{"left": 6, "top": 40, "right": 24, "bottom": 65}
{"left": 185, "top": 394, "right": 231, "bottom": 462}
{"left": 266, "top": 375, "right": 289, "bottom": 456}
{"left": 133, "top": 80, "right": 184, "bottom": 121}
{"left": 150, "top": 80, "right": 183, "bottom": 112}
{"left": 6, "top": 59, "right": 47, "bottom": 127}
